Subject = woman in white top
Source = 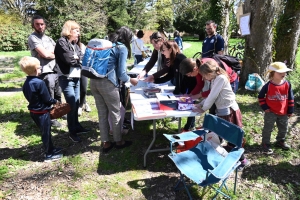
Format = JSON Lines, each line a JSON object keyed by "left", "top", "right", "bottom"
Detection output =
{"left": 132, "top": 30, "right": 145, "bottom": 64}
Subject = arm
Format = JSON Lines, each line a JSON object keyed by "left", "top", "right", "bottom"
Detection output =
{"left": 215, "top": 35, "right": 225, "bottom": 55}
{"left": 143, "top": 49, "right": 158, "bottom": 72}
{"left": 287, "top": 81, "right": 294, "bottom": 115}
{"left": 55, "top": 38, "right": 79, "bottom": 67}
{"left": 28, "top": 35, "right": 55, "bottom": 59}
{"left": 202, "top": 76, "right": 226, "bottom": 111}
{"left": 258, "top": 83, "right": 270, "bottom": 111}
{"left": 39, "top": 81, "right": 57, "bottom": 105}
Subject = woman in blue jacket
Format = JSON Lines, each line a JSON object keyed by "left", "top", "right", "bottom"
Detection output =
{"left": 90, "top": 26, "right": 138, "bottom": 153}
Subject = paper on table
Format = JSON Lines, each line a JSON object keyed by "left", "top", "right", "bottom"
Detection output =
{"left": 69, "top": 67, "right": 81, "bottom": 78}
{"left": 131, "top": 99, "right": 166, "bottom": 120}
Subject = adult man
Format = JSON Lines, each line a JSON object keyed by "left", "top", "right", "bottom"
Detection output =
{"left": 28, "top": 15, "right": 62, "bottom": 127}
{"left": 202, "top": 20, "right": 225, "bottom": 58}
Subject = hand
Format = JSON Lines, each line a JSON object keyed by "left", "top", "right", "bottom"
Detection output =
{"left": 137, "top": 70, "right": 146, "bottom": 80}
{"left": 192, "top": 105, "right": 204, "bottom": 114}
{"left": 144, "top": 75, "right": 154, "bottom": 83}
{"left": 130, "top": 78, "right": 138, "bottom": 86}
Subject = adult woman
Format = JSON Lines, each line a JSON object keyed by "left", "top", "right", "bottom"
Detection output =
{"left": 132, "top": 30, "right": 146, "bottom": 64}
{"left": 54, "top": 20, "right": 88, "bottom": 143}
{"left": 90, "top": 26, "right": 138, "bottom": 153}
{"left": 137, "top": 32, "right": 165, "bottom": 79}
{"left": 144, "top": 40, "right": 196, "bottom": 95}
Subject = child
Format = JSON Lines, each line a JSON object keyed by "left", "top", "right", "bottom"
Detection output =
{"left": 258, "top": 62, "right": 294, "bottom": 154}
{"left": 20, "top": 56, "right": 63, "bottom": 162}
{"left": 193, "top": 59, "right": 249, "bottom": 170}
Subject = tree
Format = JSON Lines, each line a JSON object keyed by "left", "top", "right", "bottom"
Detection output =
{"left": 35, "top": 0, "right": 107, "bottom": 43}
{"left": 241, "top": 0, "right": 282, "bottom": 84}
{"left": 127, "top": 0, "right": 154, "bottom": 30}
{"left": 153, "top": 0, "right": 174, "bottom": 34}
{"left": 1, "top": 0, "right": 35, "bottom": 23}
{"left": 274, "top": 0, "right": 300, "bottom": 69}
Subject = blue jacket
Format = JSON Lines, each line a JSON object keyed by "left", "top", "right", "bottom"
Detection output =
{"left": 22, "top": 76, "right": 57, "bottom": 111}
{"left": 107, "top": 43, "right": 130, "bottom": 87}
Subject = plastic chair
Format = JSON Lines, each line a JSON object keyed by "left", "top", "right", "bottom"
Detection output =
{"left": 164, "top": 113, "right": 245, "bottom": 199}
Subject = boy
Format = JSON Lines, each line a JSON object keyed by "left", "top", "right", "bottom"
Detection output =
{"left": 20, "top": 56, "right": 63, "bottom": 162}
{"left": 258, "top": 62, "right": 294, "bottom": 154}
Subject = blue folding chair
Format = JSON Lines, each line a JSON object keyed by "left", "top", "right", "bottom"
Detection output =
{"left": 164, "top": 114, "right": 245, "bottom": 199}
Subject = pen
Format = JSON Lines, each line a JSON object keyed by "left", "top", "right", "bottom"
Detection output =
{"left": 167, "top": 95, "right": 170, "bottom": 99}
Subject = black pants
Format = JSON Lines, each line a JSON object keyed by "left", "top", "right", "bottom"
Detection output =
{"left": 183, "top": 117, "right": 195, "bottom": 131}
{"left": 40, "top": 73, "right": 62, "bottom": 102}
{"left": 80, "top": 76, "right": 88, "bottom": 107}
{"left": 30, "top": 112, "right": 54, "bottom": 155}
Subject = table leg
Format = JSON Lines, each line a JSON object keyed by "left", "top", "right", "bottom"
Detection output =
{"left": 143, "top": 119, "right": 170, "bottom": 167}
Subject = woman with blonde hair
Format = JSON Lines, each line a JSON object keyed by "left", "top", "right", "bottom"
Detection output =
{"left": 54, "top": 20, "right": 89, "bottom": 143}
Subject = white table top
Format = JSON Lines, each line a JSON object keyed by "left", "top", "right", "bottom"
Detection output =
{"left": 127, "top": 58, "right": 157, "bottom": 75}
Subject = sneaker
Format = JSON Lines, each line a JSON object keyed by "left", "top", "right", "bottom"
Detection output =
{"left": 84, "top": 103, "right": 91, "bottom": 112}
{"left": 237, "top": 158, "right": 251, "bottom": 171}
{"left": 262, "top": 143, "right": 273, "bottom": 154}
{"left": 69, "top": 133, "right": 82, "bottom": 143}
{"left": 51, "top": 119, "right": 61, "bottom": 127}
{"left": 275, "top": 140, "right": 290, "bottom": 150}
{"left": 62, "top": 114, "right": 67, "bottom": 120}
{"left": 44, "top": 153, "right": 63, "bottom": 162}
{"left": 76, "top": 127, "right": 90, "bottom": 134}
{"left": 52, "top": 147, "right": 62, "bottom": 154}
{"left": 78, "top": 107, "right": 83, "bottom": 116}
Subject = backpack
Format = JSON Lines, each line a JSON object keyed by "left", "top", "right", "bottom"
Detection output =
{"left": 211, "top": 54, "right": 242, "bottom": 73}
{"left": 81, "top": 39, "right": 115, "bottom": 79}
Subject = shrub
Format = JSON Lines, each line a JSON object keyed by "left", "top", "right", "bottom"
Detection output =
{"left": 0, "top": 24, "right": 31, "bottom": 51}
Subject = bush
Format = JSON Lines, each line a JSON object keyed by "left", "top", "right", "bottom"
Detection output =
{"left": 0, "top": 24, "right": 31, "bottom": 51}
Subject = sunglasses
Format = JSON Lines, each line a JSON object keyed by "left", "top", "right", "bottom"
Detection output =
{"left": 172, "top": 135, "right": 180, "bottom": 139}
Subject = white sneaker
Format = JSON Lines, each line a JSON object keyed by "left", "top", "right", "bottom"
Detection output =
{"left": 78, "top": 107, "right": 82, "bottom": 116}
{"left": 85, "top": 103, "right": 91, "bottom": 112}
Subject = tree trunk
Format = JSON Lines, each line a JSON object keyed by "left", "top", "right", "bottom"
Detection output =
{"left": 220, "top": 0, "right": 231, "bottom": 54}
{"left": 240, "top": 0, "right": 281, "bottom": 85}
{"left": 274, "top": 0, "right": 300, "bottom": 69}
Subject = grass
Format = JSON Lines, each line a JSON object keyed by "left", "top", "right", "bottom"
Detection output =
{"left": 0, "top": 44, "right": 299, "bottom": 199}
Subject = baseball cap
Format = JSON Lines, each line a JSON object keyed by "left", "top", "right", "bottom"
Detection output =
{"left": 268, "top": 62, "right": 292, "bottom": 73}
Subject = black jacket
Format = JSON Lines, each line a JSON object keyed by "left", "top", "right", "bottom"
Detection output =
{"left": 154, "top": 53, "right": 196, "bottom": 95}
{"left": 54, "top": 37, "right": 83, "bottom": 75}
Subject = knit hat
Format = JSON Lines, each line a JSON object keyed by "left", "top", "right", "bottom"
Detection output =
{"left": 268, "top": 62, "right": 292, "bottom": 73}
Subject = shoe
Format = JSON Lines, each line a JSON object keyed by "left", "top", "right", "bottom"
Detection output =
{"left": 237, "top": 158, "right": 251, "bottom": 171}
{"left": 275, "top": 140, "right": 290, "bottom": 150}
{"left": 52, "top": 147, "right": 62, "bottom": 154}
{"left": 76, "top": 127, "right": 90, "bottom": 134}
{"left": 115, "top": 141, "right": 132, "bottom": 149}
{"left": 102, "top": 142, "right": 115, "bottom": 153}
{"left": 69, "top": 133, "right": 82, "bottom": 143}
{"left": 44, "top": 152, "right": 63, "bottom": 162}
{"left": 51, "top": 119, "right": 61, "bottom": 127}
{"left": 123, "top": 118, "right": 131, "bottom": 125}
{"left": 62, "top": 114, "right": 67, "bottom": 120}
{"left": 262, "top": 143, "right": 273, "bottom": 154}
{"left": 78, "top": 107, "right": 83, "bottom": 116}
{"left": 84, "top": 103, "right": 91, "bottom": 112}
{"left": 122, "top": 128, "right": 129, "bottom": 135}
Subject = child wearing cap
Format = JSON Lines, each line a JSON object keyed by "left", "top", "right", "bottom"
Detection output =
{"left": 258, "top": 62, "right": 294, "bottom": 154}
{"left": 20, "top": 56, "right": 63, "bottom": 162}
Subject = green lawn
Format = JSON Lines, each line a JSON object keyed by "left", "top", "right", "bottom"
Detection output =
{"left": 0, "top": 42, "right": 299, "bottom": 199}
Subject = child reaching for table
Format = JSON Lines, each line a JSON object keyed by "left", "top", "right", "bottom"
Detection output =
{"left": 193, "top": 59, "right": 250, "bottom": 170}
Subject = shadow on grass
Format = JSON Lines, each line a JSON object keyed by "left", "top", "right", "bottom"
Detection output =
{"left": 241, "top": 162, "right": 300, "bottom": 197}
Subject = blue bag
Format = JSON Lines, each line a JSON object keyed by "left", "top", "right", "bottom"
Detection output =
{"left": 245, "top": 73, "right": 264, "bottom": 91}
{"left": 81, "top": 39, "right": 115, "bottom": 79}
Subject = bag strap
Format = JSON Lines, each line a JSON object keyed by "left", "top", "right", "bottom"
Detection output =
{"left": 134, "top": 40, "right": 143, "bottom": 52}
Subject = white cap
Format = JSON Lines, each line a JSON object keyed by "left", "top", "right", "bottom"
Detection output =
{"left": 268, "top": 62, "right": 292, "bottom": 73}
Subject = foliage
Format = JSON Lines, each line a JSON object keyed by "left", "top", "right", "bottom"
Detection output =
{"left": 0, "top": 24, "right": 31, "bottom": 51}
{"left": 35, "top": 0, "right": 107, "bottom": 43}
{"left": 0, "top": 0, "right": 35, "bottom": 23}
{"left": 127, "top": 0, "right": 154, "bottom": 30}
{"left": 0, "top": 10, "right": 22, "bottom": 25}
{"left": 173, "top": 0, "right": 209, "bottom": 39}
{"left": 153, "top": 0, "right": 174, "bottom": 33}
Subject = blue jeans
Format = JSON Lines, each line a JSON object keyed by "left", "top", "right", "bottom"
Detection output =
{"left": 135, "top": 55, "right": 143, "bottom": 64}
{"left": 59, "top": 76, "right": 81, "bottom": 133}
{"left": 230, "top": 78, "right": 239, "bottom": 94}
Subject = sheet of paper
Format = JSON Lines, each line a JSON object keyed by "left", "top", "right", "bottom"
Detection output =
{"left": 239, "top": 13, "right": 251, "bottom": 36}
{"left": 69, "top": 67, "right": 81, "bottom": 78}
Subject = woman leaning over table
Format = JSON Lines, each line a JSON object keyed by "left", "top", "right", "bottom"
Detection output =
{"left": 90, "top": 26, "right": 138, "bottom": 153}
{"left": 54, "top": 20, "right": 89, "bottom": 143}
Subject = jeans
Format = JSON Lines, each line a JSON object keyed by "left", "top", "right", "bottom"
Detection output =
{"left": 230, "top": 78, "right": 239, "bottom": 94}
{"left": 135, "top": 55, "right": 143, "bottom": 64}
{"left": 59, "top": 76, "right": 81, "bottom": 133}
{"left": 30, "top": 112, "right": 53, "bottom": 154}
{"left": 79, "top": 75, "right": 88, "bottom": 107}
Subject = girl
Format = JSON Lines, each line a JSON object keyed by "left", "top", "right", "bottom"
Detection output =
{"left": 194, "top": 59, "right": 249, "bottom": 170}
